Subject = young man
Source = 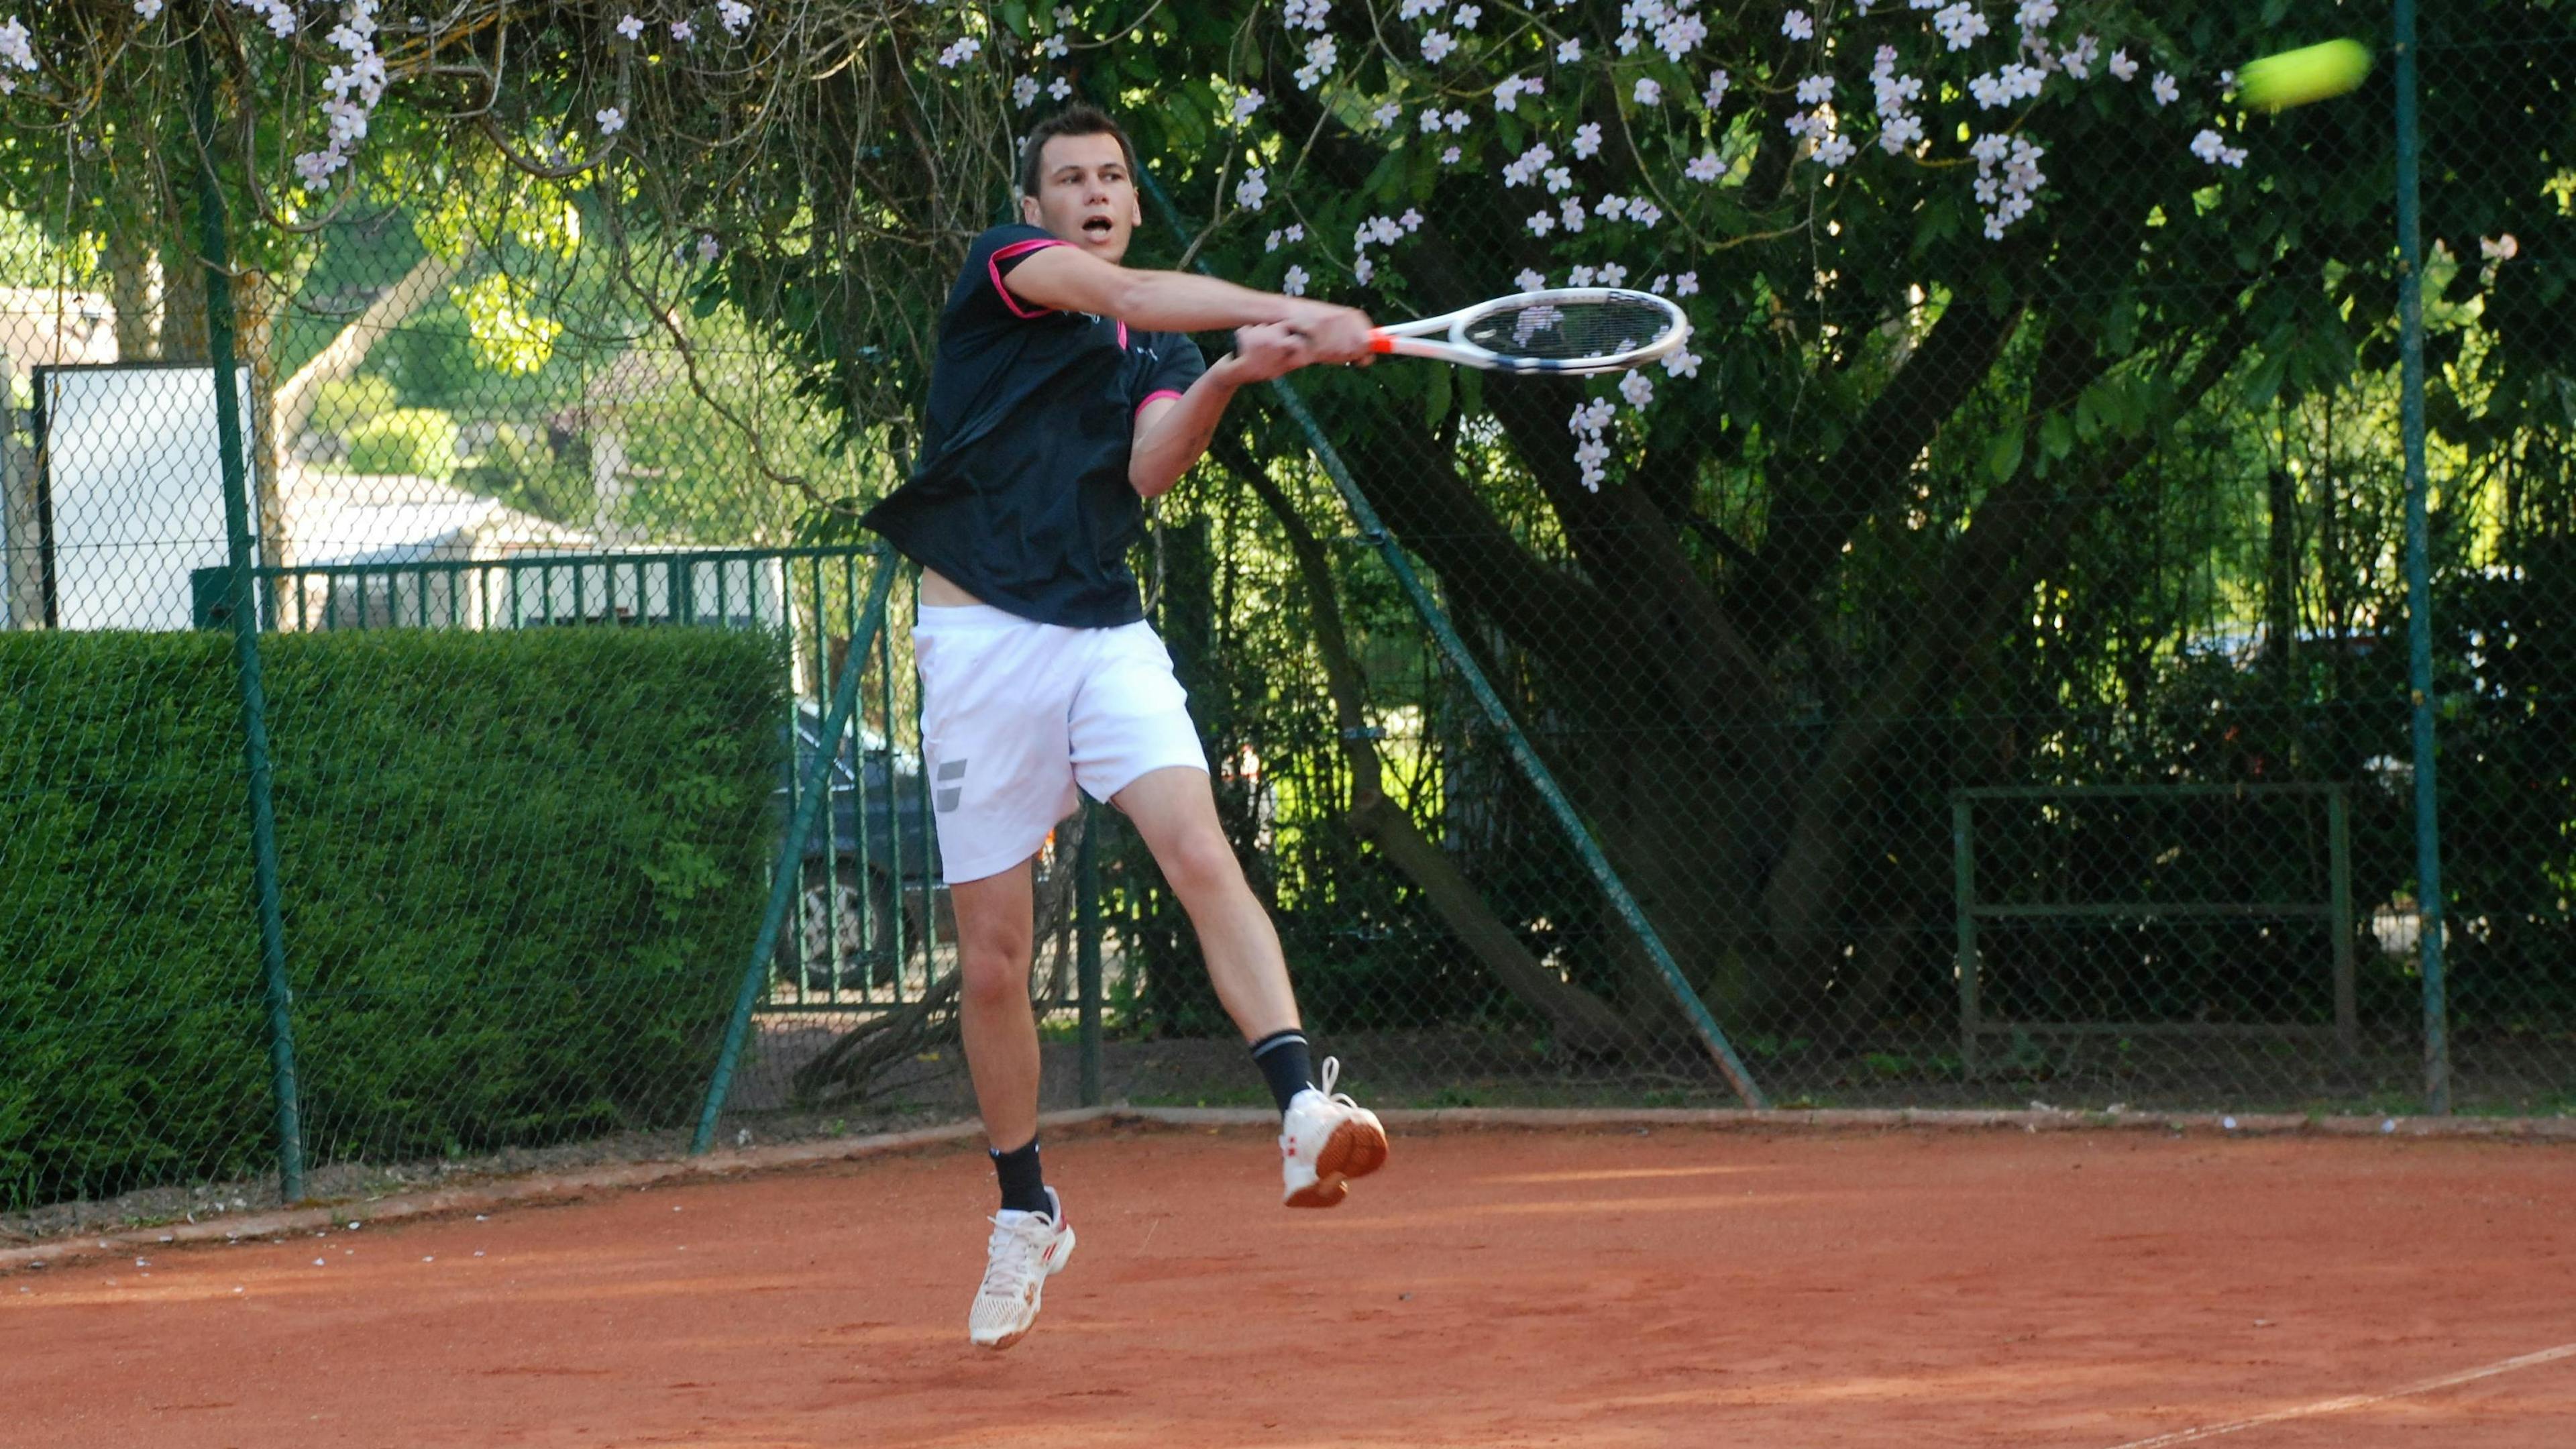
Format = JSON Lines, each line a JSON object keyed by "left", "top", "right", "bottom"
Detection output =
{"left": 860, "top": 105, "right": 1392, "bottom": 1351}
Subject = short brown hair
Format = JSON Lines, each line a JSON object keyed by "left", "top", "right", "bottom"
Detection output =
{"left": 1017, "top": 104, "right": 1140, "bottom": 197}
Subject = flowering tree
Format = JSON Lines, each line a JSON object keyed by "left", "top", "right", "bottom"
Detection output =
{"left": 9, "top": 1, "right": 2569, "bottom": 1037}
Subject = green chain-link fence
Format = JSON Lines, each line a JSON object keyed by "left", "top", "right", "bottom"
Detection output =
{"left": 5, "top": 0, "right": 2573, "bottom": 1228}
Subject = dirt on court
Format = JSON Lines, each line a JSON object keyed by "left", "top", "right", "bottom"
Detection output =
{"left": 5, "top": 1121, "right": 2573, "bottom": 1448}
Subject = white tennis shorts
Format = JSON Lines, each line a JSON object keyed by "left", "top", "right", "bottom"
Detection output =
{"left": 912, "top": 603, "right": 1208, "bottom": 883}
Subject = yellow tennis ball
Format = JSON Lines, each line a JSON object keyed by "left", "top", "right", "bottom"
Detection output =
{"left": 2237, "top": 39, "right": 2373, "bottom": 111}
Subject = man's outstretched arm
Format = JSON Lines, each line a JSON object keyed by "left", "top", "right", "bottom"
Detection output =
{"left": 1006, "top": 246, "right": 1375, "bottom": 360}
{"left": 1130, "top": 324, "right": 1318, "bottom": 499}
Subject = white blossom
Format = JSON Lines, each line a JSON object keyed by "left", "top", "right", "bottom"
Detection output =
{"left": 1397, "top": 0, "right": 1443, "bottom": 18}
{"left": 616, "top": 13, "right": 645, "bottom": 40}
{"left": 1685, "top": 151, "right": 1722, "bottom": 182}
{"left": 1517, "top": 268, "right": 1547, "bottom": 290}
{"left": 1283, "top": 264, "right": 1310, "bottom": 297}
{"left": 1663, "top": 346, "right": 1701, "bottom": 378}
{"left": 1619, "top": 370, "right": 1655, "bottom": 409}
{"left": 1617, "top": 30, "right": 1640, "bottom": 54}
{"left": 2151, "top": 71, "right": 2179, "bottom": 106}
{"left": 1055, "top": 5, "right": 1077, "bottom": 23}
{"left": 1502, "top": 141, "right": 1555, "bottom": 186}
{"left": 1042, "top": 32, "right": 1070, "bottom": 58}
{"left": 1568, "top": 265, "right": 1597, "bottom": 286}
{"left": 716, "top": 1, "right": 755, "bottom": 37}
{"left": 1573, "top": 121, "right": 1603, "bottom": 159}
{"left": 1294, "top": 36, "right": 1338, "bottom": 90}
{"left": 1494, "top": 74, "right": 1529, "bottom": 111}
{"left": 1557, "top": 38, "right": 1582, "bottom": 64}
{"left": 1879, "top": 112, "right": 1927, "bottom": 152}
{"left": 1970, "top": 63, "right": 2046, "bottom": 109}
{"left": 1442, "top": 145, "right": 1462, "bottom": 164}
{"left": 1266, "top": 229, "right": 1284, "bottom": 252}
{"left": 1813, "top": 131, "right": 1858, "bottom": 168}
{"left": 1674, "top": 270, "right": 1699, "bottom": 297}
{"left": 671, "top": 19, "right": 696, "bottom": 42}
{"left": 1354, "top": 256, "right": 1376, "bottom": 284}
{"left": 2190, "top": 129, "right": 2247, "bottom": 168}
{"left": 1598, "top": 194, "right": 1628, "bottom": 219}
{"left": 1421, "top": 30, "right": 1457, "bottom": 63}
{"left": 1628, "top": 200, "right": 1661, "bottom": 228}
{"left": 696, "top": 233, "right": 722, "bottom": 264}
{"left": 1399, "top": 208, "right": 1424, "bottom": 231}
{"left": 2108, "top": 49, "right": 2139, "bottom": 82}
{"left": 1932, "top": 3, "right": 1990, "bottom": 50}
{"left": 1599, "top": 262, "right": 1627, "bottom": 286}
{"left": 1423, "top": 106, "right": 1449, "bottom": 131}
{"left": 1287, "top": 223, "right": 1306, "bottom": 241}
{"left": 1633, "top": 77, "right": 1662, "bottom": 105}
{"left": 1797, "top": 75, "right": 1835, "bottom": 105}
{"left": 1235, "top": 166, "right": 1269, "bottom": 210}
{"left": 1284, "top": 0, "right": 1333, "bottom": 29}
{"left": 135, "top": 0, "right": 165, "bottom": 18}
{"left": 1527, "top": 210, "right": 1556, "bottom": 235}
{"left": 936, "top": 35, "right": 980, "bottom": 66}
{"left": 2015, "top": 0, "right": 2057, "bottom": 31}
{"left": 1560, "top": 196, "right": 1587, "bottom": 232}
{"left": 1013, "top": 75, "right": 1041, "bottom": 108}
{"left": 596, "top": 107, "right": 627, "bottom": 135}
{"left": 1782, "top": 9, "right": 1814, "bottom": 41}
{"left": 2061, "top": 34, "right": 2099, "bottom": 79}
{"left": 1049, "top": 76, "right": 1073, "bottom": 99}
{"left": 1371, "top": 101, "right": 1403, "bottom": 128}
{"left": 1544, "top": 166, "right": 1573, "bottom": 194}
{"left": 1447, "top": 109, "right": 1472, "bottom": 131}
{"left": 1454, "top": 5, "right": 1482, "bottom": 29}
{"left": 1650, "top": 273, "right": 1669, "bottom": 293}
{"left": 1703, "top": 70, "right": 1730, "bottom": 111}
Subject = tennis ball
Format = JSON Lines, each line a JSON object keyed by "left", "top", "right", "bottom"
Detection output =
{"left": 2237, "top": 39, "right": 2373, "bottom": 111}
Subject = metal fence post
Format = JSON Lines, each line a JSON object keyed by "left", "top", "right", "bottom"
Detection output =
{"left": 188, "top": 18, "right": 305, "bottom": 1201}
{"left": 693, "top": 549, "right": 897, "bottom": 1153}
{"left": 1077, "top": 803, "right": 1104, "bottom": 1107}
{"left": 2393, "top": 0, "right": 2452, "bottom": 1114}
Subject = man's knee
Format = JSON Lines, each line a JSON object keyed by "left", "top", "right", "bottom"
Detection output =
{"left": 1158, "top": 825, "right": 1245, "bottom": 901}
{"left": 957, "top": 938, "right": 1032, "bottom": 1012}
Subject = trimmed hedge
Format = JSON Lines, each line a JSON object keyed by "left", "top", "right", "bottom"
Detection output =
{"left": 0, "top": 626, "right": 784, "bottom": 1210}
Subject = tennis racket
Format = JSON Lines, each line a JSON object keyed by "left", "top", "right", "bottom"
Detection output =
{"left": 1366, "top": 288, "right": 1690, "bottom": 374}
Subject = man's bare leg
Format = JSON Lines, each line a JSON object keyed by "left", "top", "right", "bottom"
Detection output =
{"left": 1112, "top": 765, "right": 1387, "bottom": 1205}
{"left": 951, "top": 859, "right": 1042, "bottom": 1152}
{"left": 1110, "top": 766, "right": 1299, "bottom": 1040}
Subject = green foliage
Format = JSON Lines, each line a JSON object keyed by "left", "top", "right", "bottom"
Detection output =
{"left": 311, "top": 373, "right": 400, "bottom": 437}
{"left": 455, "top": 423, "right": 592, "bottom": 525}
{"left": 0, "top": 627, "right": 785, "bottom": 1211}
{"left": 344, "top": 407, "right": 460, "bottom": 479}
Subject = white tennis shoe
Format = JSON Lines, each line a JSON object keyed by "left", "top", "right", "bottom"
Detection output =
{"left": 1279, "top": 1057, "right": 1390, "bottom": 1208}
{"left": 967, "top": 1186, "right": 1075, "bottom": 1349}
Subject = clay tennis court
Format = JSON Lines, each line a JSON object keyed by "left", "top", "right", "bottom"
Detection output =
{"left": 7, "top": 1119, "right": 2573, "bottom": 1448}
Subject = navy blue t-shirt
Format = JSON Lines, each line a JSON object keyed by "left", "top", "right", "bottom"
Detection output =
{"left": 862, "top": 223, "right": 1208, "bottom": 627}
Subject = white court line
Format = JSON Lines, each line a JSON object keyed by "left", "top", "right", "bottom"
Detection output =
{"left": 2101, "top": 1342, "right": 2576, "bottom": 1448}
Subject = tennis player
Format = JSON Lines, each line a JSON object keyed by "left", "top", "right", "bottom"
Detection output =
{"left": 861, "top": 105, "right": 1391, "bottom": 1350}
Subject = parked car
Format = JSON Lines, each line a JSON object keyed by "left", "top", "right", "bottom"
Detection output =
{"left": 777, "top": 700, "right": 947, "bottom": 991}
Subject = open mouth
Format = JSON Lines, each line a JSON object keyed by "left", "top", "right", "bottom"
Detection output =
{"left": 1080, "top": 216, "right": 1116, "bottom": 241}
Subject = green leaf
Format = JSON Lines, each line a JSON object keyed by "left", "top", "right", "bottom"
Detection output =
{"left": 1423, "top": 362, "right": 1452, "bottom": 430}
{"left": 1986, "top": 426, "right": 2025, "bottom": 482}
{"left": 2039, "top": 411, "right": 2074, "bottom": 462}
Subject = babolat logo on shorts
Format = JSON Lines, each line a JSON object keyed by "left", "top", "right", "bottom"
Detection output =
{"left": 935, "top": 759, "right": 967, "bottom": 812}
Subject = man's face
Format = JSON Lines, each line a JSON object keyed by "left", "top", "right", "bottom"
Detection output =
{"left": 1020, "top": 132, "right": 1141, "bottom": 263}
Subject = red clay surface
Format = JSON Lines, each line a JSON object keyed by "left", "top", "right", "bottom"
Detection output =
{"left": 6, "top": 1123, "right": 2573, "bottom": 1448}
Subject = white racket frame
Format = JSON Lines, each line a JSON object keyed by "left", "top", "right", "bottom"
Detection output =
{"left": 1366, "top": 287, "right": 1691, "bottom": 374}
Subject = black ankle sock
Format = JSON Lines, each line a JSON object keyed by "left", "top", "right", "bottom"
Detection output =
{"left": 1249, "top": 1030, "right": 1316, "bottom": 1115}
{"left": 990, "top": 1138, "right": 1049, "bottom": 1216}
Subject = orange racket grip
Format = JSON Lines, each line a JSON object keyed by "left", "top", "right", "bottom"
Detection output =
{"left": 1367, "top": 333, "right": 1396, "bottom": 353}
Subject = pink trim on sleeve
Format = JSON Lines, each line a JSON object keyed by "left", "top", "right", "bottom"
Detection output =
{"left": 1117, "top": 319, "right": 1130, "bottom": 350}
{"left": 987, "top": 237, "right": 1071, "bottom": 319}
{"left": 1134, "top": 388, "right": 1185, "bottom": 419}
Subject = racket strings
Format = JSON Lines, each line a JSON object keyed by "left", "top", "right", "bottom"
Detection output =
{"left": 1463, "top": 297, "right": 1678, "bottom": 363}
